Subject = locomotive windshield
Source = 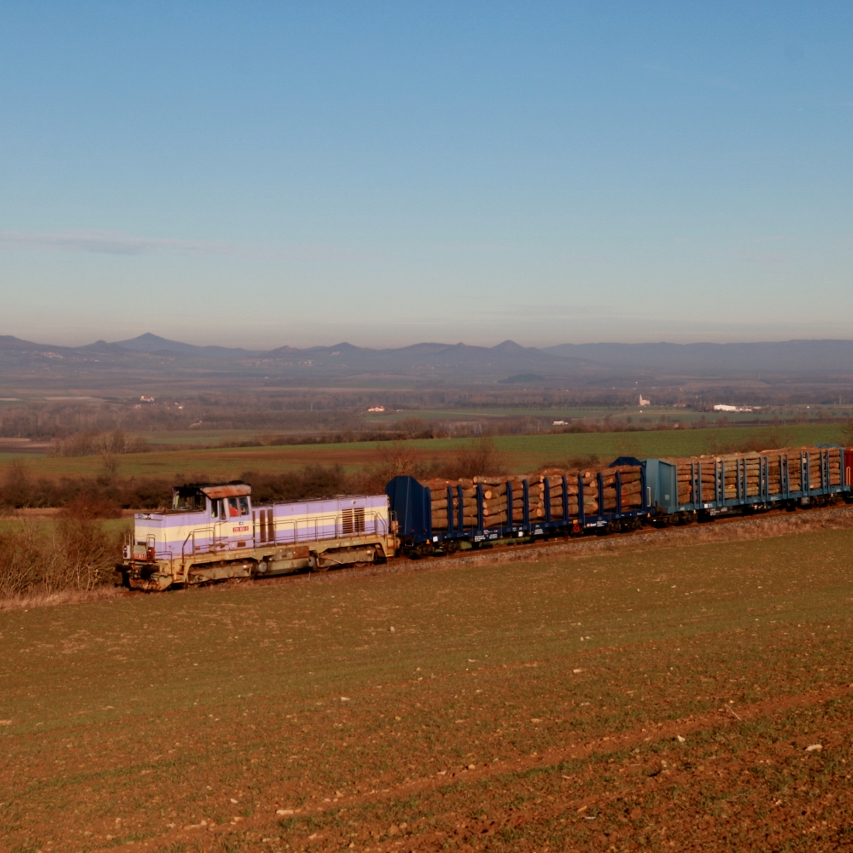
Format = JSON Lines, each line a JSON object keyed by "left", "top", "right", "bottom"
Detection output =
{"left": 210, "top": 496, "right": 251, "bottom": 519}
{"left": 172, "top": 488, "right": 206, "bottom": 512}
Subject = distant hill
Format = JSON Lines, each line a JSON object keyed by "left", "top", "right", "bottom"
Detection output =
{"left": 112, "top": 333, "right": 260, "bottom": 360}
{"left": 543, "top": 340, "right": 853, "bottom": 374}
{"left": 2, "top": 332, "right": 853, "bottom": 392}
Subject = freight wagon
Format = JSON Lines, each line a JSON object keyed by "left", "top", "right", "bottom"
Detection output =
{"left": 388, "top": 445, "right": 851, "bottom": 551}
{"left": 386, "top": 461, "right": 648, "bottom": 555}
{"left": 645, "top": 445, "right": 847, "bottom": 523}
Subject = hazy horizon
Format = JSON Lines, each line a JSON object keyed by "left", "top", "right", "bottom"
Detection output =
{"left": 2, "top": 3, "right": 852, "bottom": 348}
{"left": 6, "top": 328, "right": 853, "bottom": 352}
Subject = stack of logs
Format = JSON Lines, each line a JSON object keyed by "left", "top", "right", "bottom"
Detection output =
{"left": 425, "top": 463, "right": 644, "bottom": 530}
{"left": 667, "top": 446, "right": 841, "bottom": 506}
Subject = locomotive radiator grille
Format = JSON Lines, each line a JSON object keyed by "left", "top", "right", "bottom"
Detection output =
{"left": 342, "top": 507, "right": 366, "bottom": 535}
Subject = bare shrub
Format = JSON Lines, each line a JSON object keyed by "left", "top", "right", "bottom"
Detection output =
{"left": 441, "top": 437, "right": 506, "bottom": 480}
{"left": 0, "top": 522, "right": 45, "bottom": 597}
{"left": 707, "top": 428, "right": 787, "bottom": 455}
{"left": 2, "top": 459, "right": 34, "bottom": 507}
{"left": 96, "top": 454, "right": 121, "bottom": 487}
{"left": 50, "top": 430, "right": 148, "bottom": 457}
{"left": 536, "top": 453, "right": 602, "bottom": 473}
{"left": 241, "top": 465, "right": 348, "bottom": 503}
{"left": 125, "top": 478, "right": 171, "bottom": 509}
{"left": 740, "top": 428, "right": 786, "bottom": 453}
{"left": 58, "top": 494, "right": 123, "bottom": 520}
{"left": 355, "top": 442, "right": 438, "bottom": 493}
{"left": 48, "top": 516, "right": 118, "bottom": 591}
{"left": 375, "top": 441, "right": 422, "bottom": 478}
{"left": 356, "top": 437, "right": 507, "bottom": 489}
{"left": 0, "top": 514, "right": 121, "bottom": 598}
{"left": 395, "top": 417, "right": 433, "bottom": 438}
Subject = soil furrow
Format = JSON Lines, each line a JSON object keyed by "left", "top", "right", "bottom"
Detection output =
{"left": 109, "top": 683, "right": 853, "bottom": 852}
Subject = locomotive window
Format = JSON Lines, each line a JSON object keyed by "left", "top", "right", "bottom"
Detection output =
{"left": 173, "top": 490, "right": 205, "bottom": 512}
{"left": 223, "top": 497, "right": 250, "bottom": 517}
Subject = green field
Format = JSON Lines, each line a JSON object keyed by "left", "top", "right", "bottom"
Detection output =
{"left": 0, "top": 422, "right": 847, "bottom": 484}
{"left": 2, "top": 526, "right": 853, "bottom": 850}
{"left": 365, "top": 404, "right": 853, "bottom": 427}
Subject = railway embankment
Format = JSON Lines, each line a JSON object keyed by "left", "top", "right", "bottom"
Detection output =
{"left": 6, "top": 503, "right": 851, "bottom": 610}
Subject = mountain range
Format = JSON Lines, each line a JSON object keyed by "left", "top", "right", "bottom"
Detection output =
{"left": 2, "top": 332, "right": 853, "bottom": 391}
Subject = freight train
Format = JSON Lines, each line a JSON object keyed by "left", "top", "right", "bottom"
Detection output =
{"left": 118, "top": 444, "right": 852, "bottom": 590}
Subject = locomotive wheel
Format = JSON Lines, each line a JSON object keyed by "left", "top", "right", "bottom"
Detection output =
{"left": 308, "top": 554, "right": 329, "bottom": 572}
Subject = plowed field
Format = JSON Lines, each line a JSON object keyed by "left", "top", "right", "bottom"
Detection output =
{"left": 3, "top": 525, "right": 853, "bottom": 851}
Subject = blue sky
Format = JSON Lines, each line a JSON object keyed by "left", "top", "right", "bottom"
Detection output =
{"left": 1, "top": 2, "right": 851, "bottom": 348}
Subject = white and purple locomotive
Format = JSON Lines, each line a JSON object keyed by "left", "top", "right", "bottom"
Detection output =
{"left": 119, "top": 482, "right": 397, "bottom": 590}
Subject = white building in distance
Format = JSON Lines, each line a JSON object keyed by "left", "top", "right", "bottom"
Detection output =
{"left": 713, "top": 404, "right": 753, "bottom": 413}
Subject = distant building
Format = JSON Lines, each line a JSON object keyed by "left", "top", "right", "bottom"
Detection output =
{"left": 713, "top": 404, "right": 753, "bottom": 413}
{"left": 639, "top": 395, "right": 650, "bottom": 407}
{"left": 552, "top": 420, "right": 568, "bottom": 426}
{"left": 367, "top": 405, "right": 385, "bottom": 412}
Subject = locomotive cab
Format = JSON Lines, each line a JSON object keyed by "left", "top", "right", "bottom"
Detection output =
{"left": 125, "top": 482, "right": 255, "bottom": 564}
{"left": 172, "top": 483, "right": 252, "bottom": 520}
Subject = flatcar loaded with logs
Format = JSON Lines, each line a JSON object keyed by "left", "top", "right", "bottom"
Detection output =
{"left": 119, "top": 444, "right": 853, "bottom": 588}
{"left": 386, "top": 460, "right": 647, "bottom": 555}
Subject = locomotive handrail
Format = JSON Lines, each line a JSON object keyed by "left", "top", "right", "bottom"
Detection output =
{"left": 258, "top": 510, "right": 388, "bottom": 545}
{"left": 170, "top": 511, "right": 390, "bottom": 558}
{"left": 181, "top": 525, "right": 219, "bottom": 558}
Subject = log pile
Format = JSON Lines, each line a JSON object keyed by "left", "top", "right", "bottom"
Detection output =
{"left": 424, "top": 463, "right": 644, "bottom": 530}
{"left": 778, "top": 446, "right": 842, "bottom": 490}
{"left": 664, "top": 446, "right": 842, "bottom": 505}
{"left": 600, "top": 465, "right": 644, "bottom": 512}
{"left": 419, "top": 447, "right": 841, "bottom": 530}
